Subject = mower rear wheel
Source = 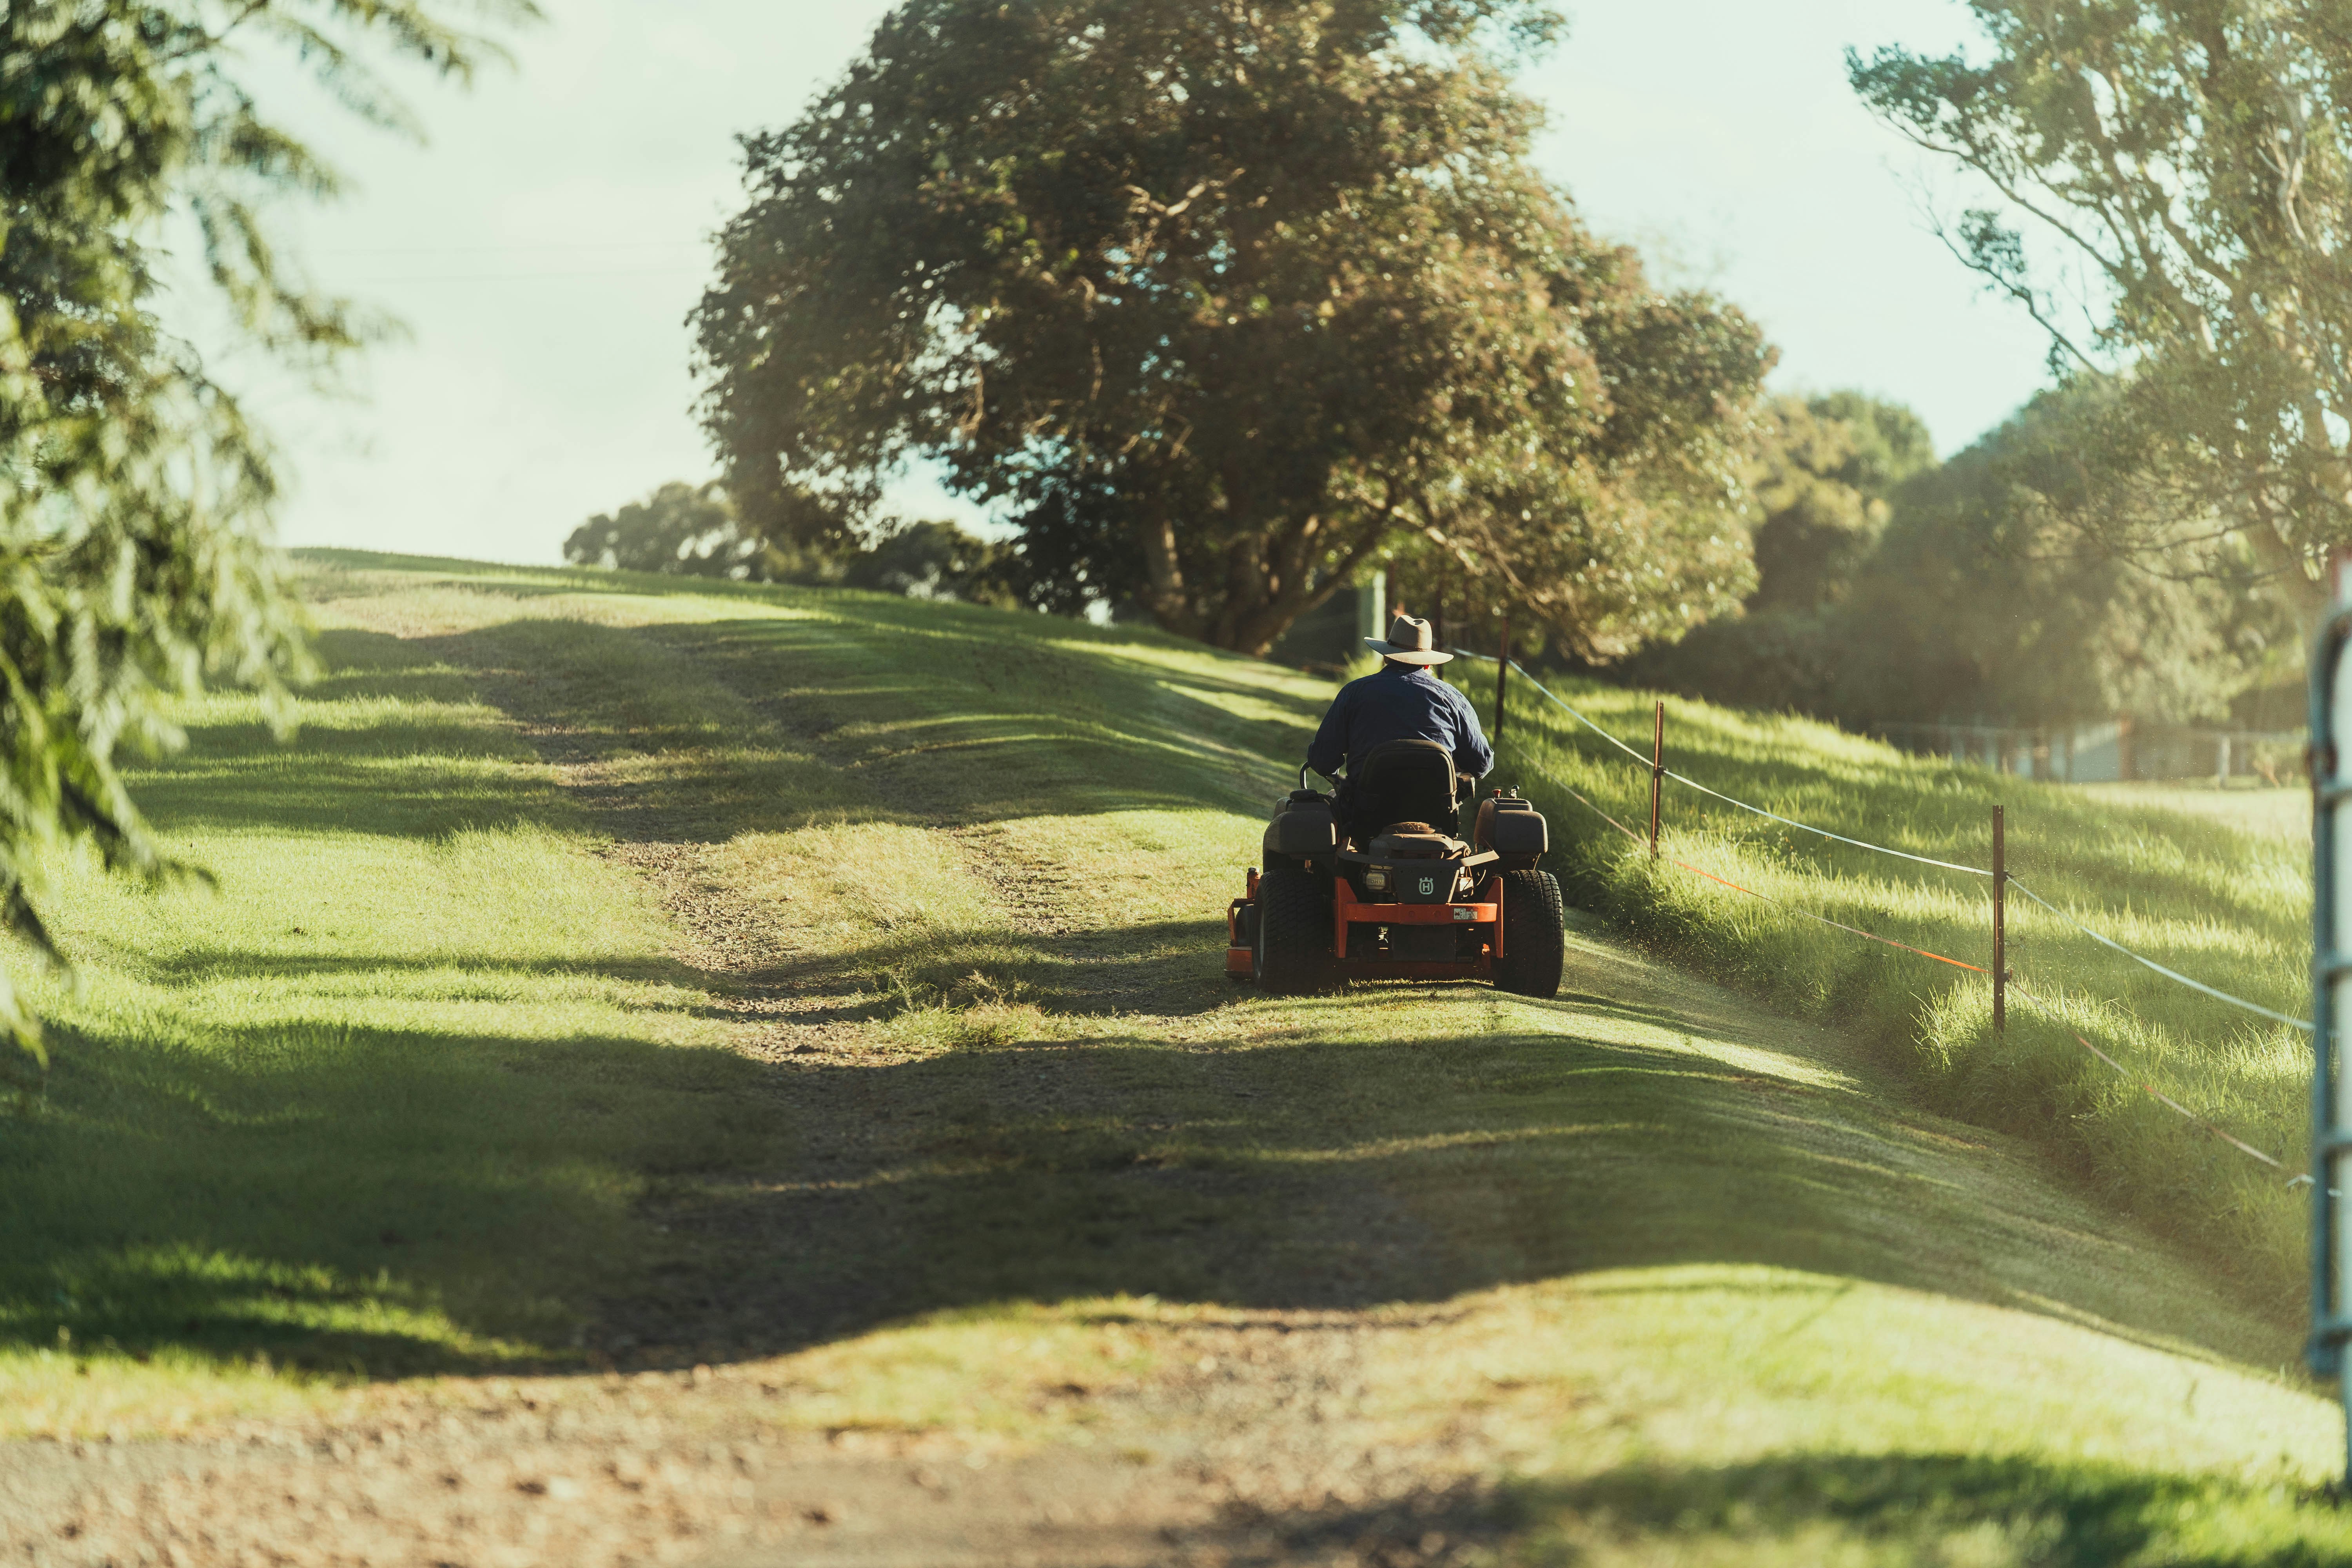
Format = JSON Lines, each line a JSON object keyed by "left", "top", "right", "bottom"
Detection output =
{"left": 1253, "top": 864, "right": 1333, "bottom": 993}
{"left": 1493, "top": 869, "right": 1566, "bottom": 997}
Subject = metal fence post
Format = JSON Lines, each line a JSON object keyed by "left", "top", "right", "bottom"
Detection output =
{"left": 1649, "top": 701, "right": 1665, "bottom": 858}
{"left": 1993, "top": 804, "right": 2006, "bottom": 1033}
{"left": 2310, "top": 548, "right": 2352, "bottom": 1482}
{"left": 1495, "top": 616, "right": 1510, "bottom": 743}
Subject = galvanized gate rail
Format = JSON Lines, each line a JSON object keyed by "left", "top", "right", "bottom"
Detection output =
{"left": 2310, "top": 568, "right": 2352, "bottom": 1481}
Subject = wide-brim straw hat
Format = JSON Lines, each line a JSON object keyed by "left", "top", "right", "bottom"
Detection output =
{"left": 1364, "top": 613, "right": 1453, "bottom": 665}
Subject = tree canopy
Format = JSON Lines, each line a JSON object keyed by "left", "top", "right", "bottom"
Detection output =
{"left": 1622, "top": 387, "right": 2297, "bottom": 730}
{"left": 0, "top": 0, "right": 531, "bottom": 1080}
{"left": 566, "top": 482, "right": 760, "bottom": 578}
{"left": 694, "top": 0, "right": 1770, "bottom": 656}
{"left": 1840, "top": 385, "right": 2296, "bottom": 727}
{"left": 1747, "top": 392, "right": 1936, "bottom": 613}
{"left": 1851, "top": 2, "right": 2352, "bottom": 609}
{"left": 564, "top": 481, "right": 1021, "bottom": 606}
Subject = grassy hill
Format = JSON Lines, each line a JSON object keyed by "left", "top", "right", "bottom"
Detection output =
{"left": 2, "top": 550, "right": 2348, "bottom": 1564}
{"left": 1481, "top": 669, "right": 2314, "bottom": 1306}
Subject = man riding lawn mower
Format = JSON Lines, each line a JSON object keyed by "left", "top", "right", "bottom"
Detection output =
{"left": 1226, "top": 615, "right": 1566, "bottom": 996}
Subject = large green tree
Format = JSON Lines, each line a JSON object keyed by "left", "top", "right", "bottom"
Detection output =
{"left": 1851, "top": 2, "right": 2352, "bottom": 610}
{"left": 694, "top": 0, "right": 1769, "bottom": 656}
{"left": 1617, "top": 391, "right": 1936, "bottom": 708}
{"left": 0, "top": 0, "right": 529, "bottom": 1080}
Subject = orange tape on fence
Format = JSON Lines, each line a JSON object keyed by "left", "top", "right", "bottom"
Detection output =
{"left": 1530, "top": 763, "right": 1646, "bottom": 847}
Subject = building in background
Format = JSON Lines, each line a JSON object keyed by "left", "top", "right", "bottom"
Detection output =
{"left": 1872, "top": 717, "right": 2305, "bottom": 785}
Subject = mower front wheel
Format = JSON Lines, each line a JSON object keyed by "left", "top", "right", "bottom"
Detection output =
{"left": 1493, "top": 869, "right": 1566, "bottom": 997}
{"left": 1253, "top": 864, "right": 1334, "bottom": 994}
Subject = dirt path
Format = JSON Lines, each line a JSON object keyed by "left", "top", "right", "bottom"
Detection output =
{"left": 0, "top": 606, "right": 2307, "bottom": 1568}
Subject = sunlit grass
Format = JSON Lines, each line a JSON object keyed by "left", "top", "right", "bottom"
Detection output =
{"left": 14, "top": 550, "right": 2352, "bottom": 1561}
{"left": 1481, "top": 673, "right": 2316, "bottom": 1306}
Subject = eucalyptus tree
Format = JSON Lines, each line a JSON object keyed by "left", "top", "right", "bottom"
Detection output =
{"left": 0, "top": 0, "right": 531, "bottom": 1079}
{"left": 695, "top": 0, "right": 1770, "bottom": 656}
{"left": 1852, "top": 2, "right": 2352, "bottom": 608}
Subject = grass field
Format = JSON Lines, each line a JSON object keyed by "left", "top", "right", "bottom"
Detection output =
{"left": 1475, "top": 668, "right": 2316, "bottom": 1308}
{"left": 5, "top": 551, "right": 2352, "bottom": 1563}
{"left": 2075, "top": 779, "right": 2311, "bottom": 841}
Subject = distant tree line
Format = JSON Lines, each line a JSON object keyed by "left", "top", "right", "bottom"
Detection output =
{"left": 648, "top": 0, "right": 2342, "bottom": 737}
{"left": 1615, "top": 389, "right": 2303, "bottom": 730}
{"left": 563, "top": 483, "right": 1025, "bottom": 607}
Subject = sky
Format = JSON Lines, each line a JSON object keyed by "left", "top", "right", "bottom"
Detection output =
{"left": 212, "top": 0, "right": 2058, "bottom": 566}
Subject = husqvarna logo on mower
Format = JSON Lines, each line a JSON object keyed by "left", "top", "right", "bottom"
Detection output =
{"left": 1417, "top": 875, "right": 1435, "bottom": 896}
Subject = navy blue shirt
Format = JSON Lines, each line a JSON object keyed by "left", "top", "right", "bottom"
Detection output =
{"left": 1307, "top": 662, "right": 1493, "bottom": 783}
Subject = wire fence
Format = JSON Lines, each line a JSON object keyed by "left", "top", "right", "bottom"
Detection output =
{"left": 2005, "top": 876, "right": 2312, "bottom": 1032}
{"left": 1463, "top": 651, "right": 2312, "bottom": 1191}
{"left": 1516, "top": 752, "right": 1991, "bottom": 975}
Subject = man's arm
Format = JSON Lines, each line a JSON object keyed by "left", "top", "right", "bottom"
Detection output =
{"left": 1451, "top": 686, "right": 1495, "bottom": 778}
{"left": 1306, "top": 685, "right": 1351, "bottom": 780}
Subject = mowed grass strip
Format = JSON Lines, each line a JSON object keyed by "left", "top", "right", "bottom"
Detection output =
{"left": 0, "top": 553, "right": 1336, "bottom": 1436}
{"left": 0, "top": 603, "right": 786, "bottom": 1434}
{"left": 10, "top": 552, "right": 2352, "bottom": 1563}
{"left": 1474, "top": 670, "right": 2316, "bottom": 1305}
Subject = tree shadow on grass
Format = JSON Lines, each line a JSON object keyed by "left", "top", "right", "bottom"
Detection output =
{"left": 12, "top": 590, "right": 2287, "bottom": 1392}
{"left": 595, "top": 977, "right": 2282, "bottom": 1374}
{"left": 140, "top": 611, "right": 1318, "bottom": 844}
{"left": 0, "top": 1013, "right": 781, "bottom": 1378}
{"left": 0, "top": 930, "right": 2273, "bottom": 1381}
{"left": 1526, "top": 1451, "right": 2345, "bottom": 1564}
{"left": 619, "top": 612, "right": 1319, "bottom": 826}
{"left": 658, "top": 613, "right": 1320, "bottom": 816}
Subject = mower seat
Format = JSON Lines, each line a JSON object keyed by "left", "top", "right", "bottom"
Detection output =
{"left": 1342, "top": 739, "right": 1463, "bottom": 843}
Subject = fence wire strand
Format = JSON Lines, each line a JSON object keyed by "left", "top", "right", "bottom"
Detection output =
{"left": 1517, "top": 756, "right": 1987, "bottom": 974}
{"left": 1466, "top": 648, "right": 2312, "bottom": 1033}
{"left": 1660, "top": 768, "right": 1993, "bottom": 878}
{"left": 2009, "top": 986, "right": 2315, "bottom": 1187}
{"left": 1455, "top": 651, "right": 1654, "bottom": 767}
{"left": 2006, "top": 877, "right": 2313, "bottom": 1033}
{"left": 1663, "top": 854, "right": 1989, "bottom": 973}
{"left": 1466, "top": 649, "right": 1992, "bottom": 877}
{"left": 1457, "top": 648, "right": 2321, "bottom": 1196}
{"left": 1530, "top": 742, "right": 2305, "bottom": 1180}
{"left": 1518, "top": 757, "right": 1644, "bottom": 847}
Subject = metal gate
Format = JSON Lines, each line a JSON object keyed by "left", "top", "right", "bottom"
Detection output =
{"left": 2310, "top": 569, "right": 2352, "bottom": 1477}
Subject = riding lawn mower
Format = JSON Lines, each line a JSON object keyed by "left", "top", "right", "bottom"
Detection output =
{"left": 1225, "top": 739, "right": 1566, "bottom": 995}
